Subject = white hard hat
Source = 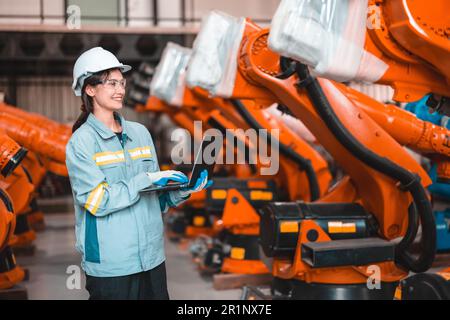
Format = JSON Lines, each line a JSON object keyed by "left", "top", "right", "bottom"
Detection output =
{"left": 72, "top": 47, "right": 132, "bottom": 96}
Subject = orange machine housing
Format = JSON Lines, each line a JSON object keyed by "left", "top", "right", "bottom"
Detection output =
{"left": 0, "top": 134, "right": 29, "bottom": 289}
{"left": 366, "top": 0, "right": 450, "bottom": 103}
{"left": 207, "top": 19, "right": 436, "bottom": 286}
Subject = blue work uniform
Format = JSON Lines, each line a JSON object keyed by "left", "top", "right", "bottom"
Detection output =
{"left": 66, "top": 113, "right": 187, "bottom": 277}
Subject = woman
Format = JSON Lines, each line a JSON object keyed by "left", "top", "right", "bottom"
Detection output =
{"left": 66, "top": 47, "right": 210, "bottom": 300}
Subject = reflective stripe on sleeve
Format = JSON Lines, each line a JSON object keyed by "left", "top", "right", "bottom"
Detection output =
{"left": 85, "top": 182, "right": 108, "bottom": 215}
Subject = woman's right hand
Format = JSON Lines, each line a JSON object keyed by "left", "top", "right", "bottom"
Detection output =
{"left": 178, "top": 169, "right": 213, "bottom": 197}
{"left": 146, "top": 170, "right": 188, "bottom": 186}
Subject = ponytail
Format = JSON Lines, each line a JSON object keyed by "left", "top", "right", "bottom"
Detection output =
{"left": 72, "top": 69, "right": 113, "bottom": 133}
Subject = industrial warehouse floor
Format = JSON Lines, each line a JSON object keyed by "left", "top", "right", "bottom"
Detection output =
{"left": 14, "top": 201, "right": 450, "bottom": 300}
{"left": 16, "top": 211, "right": 241, "bottom": 300}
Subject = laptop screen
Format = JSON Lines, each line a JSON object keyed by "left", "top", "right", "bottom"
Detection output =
{"left": 188, "top": 135, "right": 219, "bottom": 188}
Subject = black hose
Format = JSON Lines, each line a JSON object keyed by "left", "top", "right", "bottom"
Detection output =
{"left": 1, "top": 147, "right": 27, "bottom": 177}
{"left": 276, "top": 104, "right": 296, "bottom": 117}
{"left": 230, "top": 99, "right": 320, "bottom": 201}
{"left": 295, "top": 63, "right": 436, "bottom": 273}
{"left": 276, "top": 57, "right": 297, "bottom": 79}
{"left": 398, "top": 203, "right": 420, "bottom": 254}
{"left": 0, "top": 189, "right": 13, "bottom": 212}
{"left": 207, "top": 117, "right": 258, "bottom": 175}
{"left": 22, "top": 166, "right": 33, "bottom": 183}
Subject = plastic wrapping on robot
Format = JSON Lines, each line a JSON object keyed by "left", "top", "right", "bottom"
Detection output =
{"left": 150, "top": 42, "right": 191, "bottom": 107}
{"left": 268, "top": 0, "right": 388, "bottom": 83}
{"left": 186, "top": 10, "right": 245, "bottom": 97}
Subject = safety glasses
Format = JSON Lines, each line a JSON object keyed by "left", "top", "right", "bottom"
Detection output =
{"left": 101, "top": 78, "right": 127, "bottom": 90}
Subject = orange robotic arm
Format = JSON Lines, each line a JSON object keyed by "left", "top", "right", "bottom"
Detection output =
{"left": 0, "top": 102, "right": 71, "bottom": 139}
{"left": 230, "top": 99, "right": 332, "bottom": 201}
{"left": 0, "top": 187, "right": 15, "bottom": 252}
{"left": 177, "top": 6, "right": 444, "bottom": 295}
{"left": 0, "top": 133, "right": 25, "bottom": 251}
{"left": 0, "top": 131, "right": 28, "bottom": 178}
{"left": 151, "top": 87, "right": 263, "bottom": 175}
{"left": 366, "top": 0, "right": 450, "bottom": 108}
{"left": 20, "top": 151, "right": 47, "bottom": 188}
{"left": 183, "top": 85, "right": 333, "bottom": 201}
{"left": 0, "top": 133, "right": 30, "bottom": 289}
{"left": 1, "top": 164, "right": 37, "bottom": 249}
{"left": 144, "top": 95, "right": 255, "bottom": 181}
{"left": 341, "top": 84, "right": 450, "bottom": 159}
{"left": 0, "top": 166, "right": 35, "bottom": 218}
{"left": 221, "top": 23, "right": 435, "bottom": 280}
{"left": 0, "top": 140, "right": 36, "bottom": 244}
{"left": 233, "top": 26, "right": 430, "bottom": 238}
{"left": 0, "top": 110, "right": 68, "bottom": 176}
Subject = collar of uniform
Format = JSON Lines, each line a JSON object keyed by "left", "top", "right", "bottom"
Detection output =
{"left": 114, "top": 112, "right": 133, "bottom": 143}
{"left": 86, "top": 112, "right": 133, "bottom": 142}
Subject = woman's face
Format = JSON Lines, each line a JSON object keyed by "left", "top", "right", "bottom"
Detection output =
{"left": 87, "top": 69, "right": 126, "bottom": 112}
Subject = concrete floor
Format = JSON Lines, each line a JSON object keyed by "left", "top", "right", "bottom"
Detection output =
{"left": 16, "top": 213, "right": 241, "bottom": 300}
{"left": 17, "top": 209, "right": 448, "bottom": 300}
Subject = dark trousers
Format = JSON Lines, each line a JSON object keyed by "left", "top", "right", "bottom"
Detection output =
{"left": 85, "top": 262, "right": 170, "bottom": 300}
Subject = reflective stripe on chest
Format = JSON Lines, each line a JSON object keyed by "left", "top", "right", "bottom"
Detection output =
{"left": 93, "top": 146, "right": 152, "bottom": 166}
{"left": 93, "top": 151, "right": 125, "bottom": 166}
{"left": 128, "top": 146, "right": 152, "bottom": 160}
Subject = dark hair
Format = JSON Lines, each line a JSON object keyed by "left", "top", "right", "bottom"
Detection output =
{"left": 72, "top": 69, "right": 114, "bottom": 133}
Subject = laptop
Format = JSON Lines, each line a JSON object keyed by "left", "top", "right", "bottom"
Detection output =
{"left": 141, "top": 136, "right": 219, "bottom": 192}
